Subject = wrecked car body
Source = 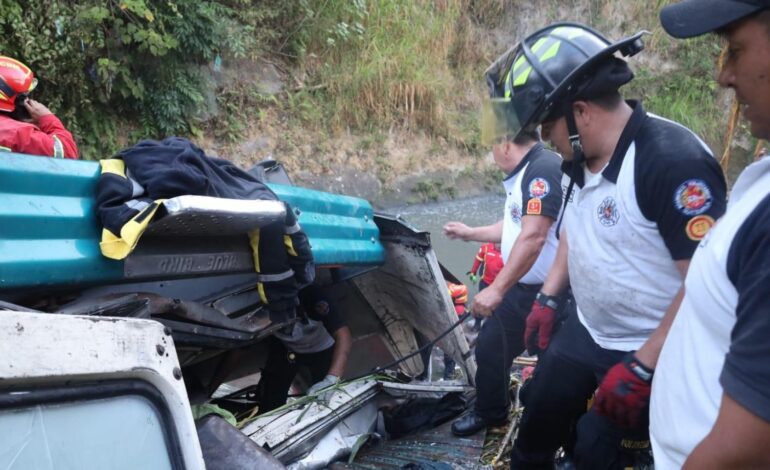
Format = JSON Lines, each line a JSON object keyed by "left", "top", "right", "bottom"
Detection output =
{"left": 0, "top": 152, "right": 478, "bottom": 468}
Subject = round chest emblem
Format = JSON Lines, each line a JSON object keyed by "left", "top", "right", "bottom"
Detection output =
{"left": 597, "top": 197, "right": 620, "bottom": 227}
{"left": 510, "top": 202, "right": 522, "bottom": 223}
{"left": 675, "top": 179, "right": 713, "bottom": 216}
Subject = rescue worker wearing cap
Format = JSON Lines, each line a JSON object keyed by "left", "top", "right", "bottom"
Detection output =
{"left": 640, "top": 2, "right": 770, "bottom": 468}
{"left": 0, "top": 56, "right": 78, "bottom": 159}
{"left": 443, "top": 115, "right": 563, "bottom": 433}
{"left": 259, "top": 285, "right": 352, "bottom": 412}
{"left": 487, "top": 23, "right": 727, "bottom": 469}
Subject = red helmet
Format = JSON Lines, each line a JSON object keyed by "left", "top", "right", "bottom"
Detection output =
{"left": 0, "top": 56, "right": 37, "bottom": 113}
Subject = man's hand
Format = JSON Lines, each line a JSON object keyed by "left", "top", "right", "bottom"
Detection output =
{"left": 466, "top": 271, "right": 479, "bottom": 284}
{"left": 443, "top": 221, "right": 473, "bottom": 241}
{"left": 307, "top": 374, "right": 340, "bottom": 400}
{"left": 594, "top": 354, "right": 653, "bottom": 429}
{"left": 470, "top": 285, "right": 503, "bottom": 317}
{"left": 523, "top": 296, "right": 558, "bottom": 354}
{"left": 23, "top": 98, "right": 53, "bottom": 122}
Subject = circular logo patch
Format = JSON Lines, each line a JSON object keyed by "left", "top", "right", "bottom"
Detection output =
{"left": 686, "top": 215, "right": 715, "bottom": 241}
{"left": 597, "top": 197, "right": 620, "bottom": 227}
{"left": 675, "top": 179, "right": 713, "bottom": 216}
{"left": 529, "top": 178, "right": 550, "bottom": 199}
{"left": 510, "top": 202, "right": 522, "bottom": 223}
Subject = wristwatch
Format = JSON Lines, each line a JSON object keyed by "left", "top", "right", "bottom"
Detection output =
{"left": 536, "top": 291, "right": 560, "bottom": 310}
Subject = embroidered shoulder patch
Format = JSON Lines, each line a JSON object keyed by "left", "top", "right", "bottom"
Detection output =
{"left": 597, "top": 197, "right": 620, "bottom": 227}
{"left": 529, "top": 178, "right": 550, "bottom": 198}
{"left": 674, "top": 179, "right": 713, "bottom": 216}
{"left": 686, "top": 215, "right": 715, "bottom": 241}
{"left": 527, "top": 198, "right": 542, "bottom": 215}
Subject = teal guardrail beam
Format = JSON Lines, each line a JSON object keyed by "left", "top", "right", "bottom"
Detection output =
{"left": 0, "top": 153, "right": 384, "bottom": 291}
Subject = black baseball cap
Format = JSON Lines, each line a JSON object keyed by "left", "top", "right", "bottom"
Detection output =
{"left": 660, "top": 0, "right": 770, "bottom": 38}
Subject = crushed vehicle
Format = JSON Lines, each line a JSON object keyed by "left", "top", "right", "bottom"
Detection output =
{"left": 0, "top": 151, "right": 483, "bottom": 469}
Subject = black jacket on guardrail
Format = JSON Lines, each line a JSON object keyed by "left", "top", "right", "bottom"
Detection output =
{"left": 95, "top": 137, "right": 314, "bottom": 316}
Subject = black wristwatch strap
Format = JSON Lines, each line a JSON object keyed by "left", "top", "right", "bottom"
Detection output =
{"left": 536, "top": 292, "right": 560, "bottom": 310}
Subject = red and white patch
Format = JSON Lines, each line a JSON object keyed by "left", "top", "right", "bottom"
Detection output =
{"left": 528, "top": 178, "right": 550, "bottom": 198}
{"left": 674, "top": 179, "right": 713, "bottom": 216}
{"left": 527, "top": 198, "right": 542, "bottom": 215}
{"left": 686, "top": 215, "right": 715, "bottom": 241}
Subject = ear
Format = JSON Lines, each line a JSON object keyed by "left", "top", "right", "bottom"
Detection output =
{"left": 572, "top": 100, "right": 591, "bottom": 126}
{"left": 572, "top": 100, "right": 589, "bottom": 117}
{"left": 496, "top": 139, "right": 510, "bottom": 156}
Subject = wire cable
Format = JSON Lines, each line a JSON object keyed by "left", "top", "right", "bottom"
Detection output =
{"left": 346, "top": 311, "right": 472, "bottom": 382}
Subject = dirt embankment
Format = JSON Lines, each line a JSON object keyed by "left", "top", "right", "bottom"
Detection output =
{"left": 195, "top": 60, "right": 503, "bottom": 208}
{"left": 194, "top": 1, "right": 750, "bottom": 206}
{"left": 207, "top": 124, "right": 503, "bottom": 209}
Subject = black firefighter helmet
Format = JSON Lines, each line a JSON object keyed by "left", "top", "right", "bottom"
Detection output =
{"left": 480, "top": 22, "right": 647, "bottom": 146}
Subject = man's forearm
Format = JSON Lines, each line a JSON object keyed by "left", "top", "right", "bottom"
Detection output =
{"left": 635, "top": 286, "right": 684, "bottom": 368}
{"left": 540, "top": 233, "right": 569, "bottom": 296}
{"left": 684, "top": 395, "right": 770, "bottom": 469}
{"left": 468, "top": 221, "right": 503, "bottom": 243}
{"left": 635, "top": 259, "right": 689, "bottom": 368}
{"left": 327, "top": 327, "right": 352, "bottom": 377}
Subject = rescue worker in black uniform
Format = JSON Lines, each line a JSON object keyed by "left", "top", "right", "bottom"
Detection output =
{"left": 260, "top": 285, "right": 352, "bottom": 412}
{"left": 486, "top": 23, "right": 727, "bottom": 469}
{"left": 444, "top": 125, "right": 564, "bottom": 435}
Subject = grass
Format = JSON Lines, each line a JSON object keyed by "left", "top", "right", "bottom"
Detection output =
{"left": 273, "top": 0, "right": 745, "bottom": 176}
{"left": 282, "top": 0, "right": 485, "bottom": 148}
{"left": 189, "top": 0, "right": 752, "bottom": 193}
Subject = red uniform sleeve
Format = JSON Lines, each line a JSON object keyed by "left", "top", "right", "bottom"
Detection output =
{"left": 23, "top": 114, "right": 79, "bottom": 159}
{"left": 471, "top": 244, "right": 486, "bottom": 274}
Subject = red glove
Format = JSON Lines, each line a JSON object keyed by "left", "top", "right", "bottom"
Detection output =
{"left": 594, "top": 354, "right": 654, "bottom": 429}
{"left": 523, "top": 295, "right": 558, "bottom": 354}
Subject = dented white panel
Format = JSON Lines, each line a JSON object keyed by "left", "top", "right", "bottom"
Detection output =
{"left": 353, "top": 242, "right": 477, "bottom": 383}
{"left": 0, "top": 311, "right": 205, "bottom": 470}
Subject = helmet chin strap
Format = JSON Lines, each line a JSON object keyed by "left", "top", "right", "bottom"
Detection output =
{"left": 554, "top": 99, "right": 582, "bottom": 241}
{"left": 564, "top": 100, "right": 585, "bottom": 170}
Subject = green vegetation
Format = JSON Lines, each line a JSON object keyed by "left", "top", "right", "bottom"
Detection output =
{"left": 0, "top": 0, "right": 747, "bottom": 175}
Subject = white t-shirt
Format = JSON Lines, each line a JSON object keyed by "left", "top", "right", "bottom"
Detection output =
{"left": 651, "top": 156, "right": 770, "bottom": 469}
{"left": 562, "top": 103, "right": 724, "bottom": 350}
{"left": 501, "top": 143, "right": 562, "bottom": 285}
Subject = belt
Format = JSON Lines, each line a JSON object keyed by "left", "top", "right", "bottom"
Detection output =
{"left": 516, "top": 282, "right": 542, "bottom": 292}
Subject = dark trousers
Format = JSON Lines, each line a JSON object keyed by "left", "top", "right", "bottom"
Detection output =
{"left": 259, "top": 337, "right": 333, "bottom": 413}
{"left": 474, "top": 283, "right": 539, "bottom": 421}
{"left": 511, "top": 313, "right": 649, "bottom": 470}
{"left": 474, "top": 281, "right": 491, "bottom": 330}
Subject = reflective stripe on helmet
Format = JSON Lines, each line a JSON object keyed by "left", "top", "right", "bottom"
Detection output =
{"left": 510, "top": 26, "right": 596, "bottom": 89}
{"left": 551, "top": 25, "right": 587, "bottom": 39}
{"left": 0, "top": 80, "right": 16, "bottom": 101}
{"left": 52, "top": 135, "right": 64, "bottom": 158}
{"left": 512, "top": 37, "right": 562, "bottom": 87}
